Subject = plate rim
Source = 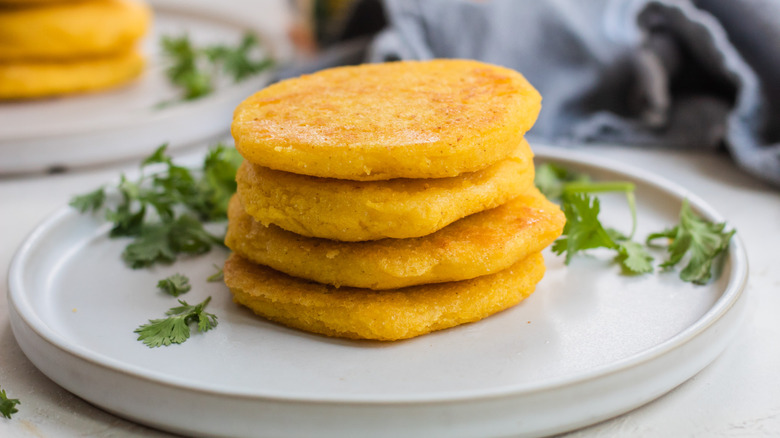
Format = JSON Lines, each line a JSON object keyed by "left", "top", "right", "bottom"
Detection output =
{"left": 7, "top": 145, "right": 749, "bottom": 405}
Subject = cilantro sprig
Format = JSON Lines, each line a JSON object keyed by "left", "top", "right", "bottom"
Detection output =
{"left": 538, "top": 162, "right": 733, "bottom": 283}
{"left": 613, "top": 236, "right": 655, "bottom": 275}
{"left": 135, "top": 297, "right": 218, "bottom": 348}
{"left": 538, "top": 163, "right": 651, "bottom": 275}
{"left": 69, "top": 187, "right": 106, "bottom": 213}
{"left": 552, "top": 193, "right": 615, "bottom": 264}
{"left": 160, "top": 33, "right": 272, "bottom": 103}
{"left": 551, "top": 192, "right": 653, "bottom": 274}
{"left": 70, "top": 143, "right": 242, "bottom": 269}
{"left": 0, "top": 386, "right": 20, "bottom": 419}
{"left": 206, "top": 264, "right": 224, "bottom": 282}
{"left": 204, "top": 34, "right": 273, "bottom": 81}
{"left": 648, "top": 200, "right": 735, "bottom": 284}
{"left": 157, "top": 273, "right": 192, "bottom": 297}
{"left": 535, "top": 162, "right": 591, "bottom": 200}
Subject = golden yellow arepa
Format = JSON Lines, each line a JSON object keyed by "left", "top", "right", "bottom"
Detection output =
{"left": 0, "top": 0, "right": 151, "bottom": 61}
{"left": 226, "top": 186, "right": 564, "bottom": 289}
{"left": 0, "top": 50, "right": 144, "bottom": 99}
{"left": 224, "top": 252, "right": 545, "bottom": 341}
{"left": 232, "top": 59, "right": 541, "bottom": 180}
{"left": 236, "top": 139, "right": 535, "bottom": 241}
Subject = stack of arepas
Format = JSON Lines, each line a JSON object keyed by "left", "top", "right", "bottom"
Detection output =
{"left": 224, "top": 59, "right": 565, "bottom": 341}
{"left": 0, "top": 0, "right": 150, "bottom": 99}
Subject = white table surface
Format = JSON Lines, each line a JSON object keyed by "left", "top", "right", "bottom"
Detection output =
{"left": 0, "top": 142, "right": 778, "bottom": 437}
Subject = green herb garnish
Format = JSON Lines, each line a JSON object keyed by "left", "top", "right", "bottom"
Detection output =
{"left": 160, "top": 34, "right": 212, "bottom": 100}
{"left": 69, "top": 187, "right": 106, "bottom": 213}
{"left": 647, "top": 200, "right": 734, "bottom": 284}
{"left": 551, "top": 193, "right": 653, "bottom": 274}
{"left": 540, "top": 163, "right": 649, "bottom": 274}
{"left": 160, "top": 33, "right": 272, "bottom": 103}
{"left": 71, "top": 143, "right": 242, "bottom": 269}
{"left": 535, "top": 162, "right": 591, "bottom": 200}
{"left": 204, "top": 34, "right": 274, "bottom": 81}
{"left": 539, "top": 162, "right": 733, "bottom": 283}
{"left": 614, "top": 239, "right": 654, "bottom": 274}
{"left": 562, "top": 180, "right": 638, "bottom": 238}
{"left": 135, "top": 297, "right": 218, "bottom": 348}
{"left": 0, "top": 387, "right": 20, "bottom": 419}
{"left": 157, "top": 273, "right": 192, "bottom": 297}
{"left": 206, "top": 264, "right": 224, "bottom": 282}
{"left": 193, "top": 145, "right": 245, "bottom": 221}
{"left": 552, "top": 193, "right": 616, "bottom": 264}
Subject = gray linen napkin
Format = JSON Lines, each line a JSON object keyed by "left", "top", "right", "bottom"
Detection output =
{"left": 366, "top": 0, "right": 780, "bottom": 187}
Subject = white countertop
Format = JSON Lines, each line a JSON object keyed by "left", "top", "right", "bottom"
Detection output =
{"left": 0, "top": 142, "right": 778, "bottom": 437}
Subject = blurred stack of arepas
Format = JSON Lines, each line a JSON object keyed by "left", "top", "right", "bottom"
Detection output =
{"left": 0, "top": 0, "right": 151, "bottom": 99}
{"left": 224, "top": 59, "right": 565, "bottom": 341}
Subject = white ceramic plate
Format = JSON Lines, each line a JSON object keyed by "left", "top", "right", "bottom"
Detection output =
{"left": 7, "top": 147, "right": 748, "bottom": 438}
{"left": 0, "top": 3, "right": 274, "bottom": 174}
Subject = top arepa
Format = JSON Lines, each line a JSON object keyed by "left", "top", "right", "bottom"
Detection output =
{"left": 231, "top": 59, "right": 541, "bottom": 180}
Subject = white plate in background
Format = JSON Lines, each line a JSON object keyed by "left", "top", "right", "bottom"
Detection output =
{"left": 7, "top": 147, "right": 748, "bottom": 437}
{"left": 0, "top": 3, "right": 276, "bottom": 174}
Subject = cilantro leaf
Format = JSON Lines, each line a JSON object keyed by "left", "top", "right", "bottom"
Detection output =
{"left": 204, "top": 34, "right": 273, "bottom": 81}
{"left": 535, "top": 162, "right": 590, "bottom": 201}
{"left": 69, "top": 187, "right": 105, "bottom": 213}
{"left": 72, "top": 144, "right": 237, "bottom": 269}
{"left": 167, "top": 214, "right": 222, "bottom": 255}
{"left": 647, "top": 199, "right": 734, "bottom": 284}
{"left": 207, "top": 264, "right": 224, "bottom": 282}
{"left": 135, "top": 297, "right": 218, "bottom": 348}
{"left": 537, "top": 162, "right": 638, "bottom": 238}
{"left": 122, "top": 223, "right": 176, "bottom": 268}
{"left": 0, "top": 387, "right": 20, "bottom": 419}
{"left": 606, "top": 228, "right": 654, "bottom": 274}
{"left": 141, "top": 143, "right": 172, "bottom": 168}
{"left": 552, "top": 193, "right": 617, "bottom": 264}
{"left": 542, "top": 162, "right": 649, "bottom": 275}
{"left": 615, "top": 240, "right": 654, "bottom": 274}
{"left": 107, "top": 204, "right": 146, "bottom": 238}
{"left": 122, "top": 217, "right": 221, "bottom": 269}
{"left": 552, "top": 193, "right": 653, "bottom": 274}
{"left": 188, "top": 144, "right": 243, "bottom": 221}
{"left": 160, "top": 33, "right": 271, "bottom": 104}
{"left": 105, "top": 174, "right": 150, "bottom": 237}
{"left": 160, "top": 35, "right": 213, "bottom": 101}
{"left": 562, "top": 181, "right": 638, "bottom": 238}
{"left": 157, "top": 273, "right": 191, "bottom": 297}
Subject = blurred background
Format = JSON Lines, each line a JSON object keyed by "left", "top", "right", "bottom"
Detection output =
{"left": 0, "top": 0, "right": 778, "bottom": 185}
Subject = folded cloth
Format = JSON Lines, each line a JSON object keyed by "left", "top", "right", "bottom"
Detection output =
{"left": 366, "top": 0, "right": 780, "bottom": 187}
